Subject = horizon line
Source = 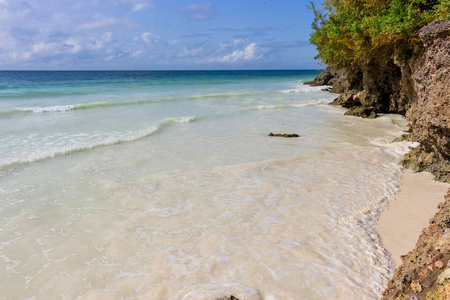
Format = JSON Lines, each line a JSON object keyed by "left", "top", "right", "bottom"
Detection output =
{"left": 0, "top": 68, "right": 326, "bottom": 72}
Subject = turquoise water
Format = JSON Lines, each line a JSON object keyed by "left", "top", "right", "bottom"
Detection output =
{"left": 0, "top": 71, "right": 411, "bottom": 299}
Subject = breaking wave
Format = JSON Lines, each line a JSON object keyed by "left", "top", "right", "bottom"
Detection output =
{"left": 279, "top": 81, "right": 331, "bottom": 94}
{"left": 250, "top": 100, "right": 330, "bottom": 110}
{"left": 0, "top": 115, "right": 197, "bottom": 169}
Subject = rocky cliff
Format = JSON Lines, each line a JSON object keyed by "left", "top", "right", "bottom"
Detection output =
{"left": 382, "top": 189, "right": 450, "bottom": 299}
{"left": 309, "top": 19, "right": 450, "bottom": 184}
{"left": 382, "top": 20, "right": 450, "bottom": 298}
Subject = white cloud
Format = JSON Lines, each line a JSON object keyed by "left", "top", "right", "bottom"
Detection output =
{"left": 32, "top": 42, "right": 59, "bottom": 55}
{"left": 131, "top": 50, "right": 143, "bottom": 57}
{"left": 141, "top": 32, "right": 152, "bottom": 43}
{"left": 169, "top": 39, "right": 178, "bottom": 45}
{"left": 120, "top": 0, "right": 155, "bottom": 13}
{"left": 32, "top": 43, "right": 49, "bottom": 53}
{"left": 0, "top": 1, "right": 144, "bottom": 68}
{"left": 105, "top": 55, "right": 115, "bottom": 61}
{"left": 182, "top": 2, "right": 215, "bottom": 20}
{"left": 220, "top": 42, "right": 229, "bottom": 50}
{"left": 233, "top": 39, "right": 243, "bottom": 46}
{"left": 178, "top": 46, "right": 203, "bottom": 57}
{"left": 78, "top": 16, "right": 122, "bottom": 30}
{"left": 87, "top": 32, "right": 115, "bottom": 50}
{"left": 64, "top": 39, "right": 82, "bottom": 54}
{"left": 141, "top": 32, "right": 159, "bottom": 46}
{"left": 217, "top": 43, "right": 263, "bottom": 63}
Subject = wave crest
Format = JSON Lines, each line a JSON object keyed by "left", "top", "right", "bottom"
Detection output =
{"left": 0, "top": 126, "right": 159, "bottom": 168}
{"left": 279, "top": 83, "right": 331, "bottom": 94}
{"left": 18, "top": 105, "right": 75, "bottom": 113}
{"left": 251, "top": 100, "right": 329, "bottom": 110}
{"left": 164, "top": 116, "right": 197, "bottom": 124}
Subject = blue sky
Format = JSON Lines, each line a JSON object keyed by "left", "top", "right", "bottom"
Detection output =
{"left": 0, "top": 0, "right": 322, "bottom": 70}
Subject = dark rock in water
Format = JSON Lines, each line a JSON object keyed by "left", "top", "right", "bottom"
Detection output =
{"left": 344, "top": 106, "right": 377, "bottom": 119}
{"left": 268, "top": 133, "right": 300, "bottom": 138}
{"left": 215, "top": 296, "right": 240, "bottom": 300}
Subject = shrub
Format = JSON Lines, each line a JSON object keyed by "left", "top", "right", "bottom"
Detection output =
{"left": 309, "top": 0, "right": 450, "bottom": 67}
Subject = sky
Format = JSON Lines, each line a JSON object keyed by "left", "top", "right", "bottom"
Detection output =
{"left": 0, "top": 0, "right": 323, "bottom": 70}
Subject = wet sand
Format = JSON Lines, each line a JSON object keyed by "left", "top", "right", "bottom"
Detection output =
{"left": 377, "top": 169, "right": 450, "bottom": 266}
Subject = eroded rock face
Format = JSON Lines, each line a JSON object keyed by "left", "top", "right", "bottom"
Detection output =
{"left": 306, "top": 67, "right": 349, "bottom": 93}
{"left": 379, "top": 21, "right": 450, "bottom": 298}
{"left": 344, "top": 106, "right": 377, "bottom": 119}
{"left": 312, "top": 19, "right": 450, "bottom": 182}
{"left": 407, "top": 20, "right": 450, "bottom": 165}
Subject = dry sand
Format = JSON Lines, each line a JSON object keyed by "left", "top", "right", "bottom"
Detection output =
{"left": 377, "top": 169, "right": 450, "bottom": 266}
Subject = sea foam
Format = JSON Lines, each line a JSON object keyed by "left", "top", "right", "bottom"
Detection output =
{"left": 18, "top": 105, "right": 76, "bottom": 113}
{"left": 0, "top": 126, "right": 159, "bottom": 168}
{"left": 279, "top": 81, "right": 331, "bottom": 94}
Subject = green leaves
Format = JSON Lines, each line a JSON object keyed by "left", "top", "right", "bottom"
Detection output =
{"left": 309, "top": 0, "right": 449, "bottom": 66}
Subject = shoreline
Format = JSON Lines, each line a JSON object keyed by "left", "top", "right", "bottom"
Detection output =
{"left": 377, "top": 169, "right": 450, "bottom": 266}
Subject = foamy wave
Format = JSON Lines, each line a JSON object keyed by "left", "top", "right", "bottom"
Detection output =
{"left": 279, "top": 83, "right": 331, "bottom": 94}
{"left": 18, "top": 105, "right": 75, "bottom": 113}
{"left": 252, "top": 105, "right": 282, "bottom": 110}
{"left": 74, "top": 102, "right": 117, "bottom": 110}
{"left": 1, "top": 115, "right": 200, "bottom": 168}
{"left": 291, "top": 99, "right": 329, "bottom": 107}
{"left": 3, "top": 90, "right": 259, "bottom": 116}
{"left": 1, "top": 97, "right": 195, "bottom": 116}
{"left": 0, "top": 126, "right": 159, "bottom": 168}
{"left": 189, "top": 91, "right": 257, "bottom": 99}
{"left": 251, "top": 100, "right": 329, "bottom": 110}
{"left": 163, "top": 116, "right": 197, "bottom": 124}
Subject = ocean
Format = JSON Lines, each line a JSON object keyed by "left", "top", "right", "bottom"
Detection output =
{"left": 0, "top": 70, "right": 411, "bottom": 299}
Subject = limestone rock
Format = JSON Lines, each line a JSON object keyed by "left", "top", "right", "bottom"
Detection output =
{"left": 344, "top": 106, "right": 377, "bottom": 119}
{"left": 330, "top": 91, "right": 361, "bottom": 108}
{"left": 311, "top": 20, "right": 450, "bottom": 182}
{"left": 406, "top": 19, "right": 450, "bottom": 177}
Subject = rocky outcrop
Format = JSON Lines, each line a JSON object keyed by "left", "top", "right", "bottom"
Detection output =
{"left": 314, "top": 19, "right": 450, "bottom": 300}
{"left": 401, "top": 145, "right": 450, "bottom": 183}
{"left": 308, "top": 18, "right": 450, "bottom": 300}
{"left": 381, "top": 20, "right": 450, "bottom": 299}
{"left": 313, "top": 20, "right": 450, "bottom": 183}
{"left": 306, "top": 66, "right": 352, "bottom": 93}
{"left": 402, "top": 20, "right": 450, "bottom": 183}
{"left": 382, "top": 188, "right": 450, "bottom": 299}
{"left": 312, "top": 52, "right": 415, "bottom": 117}
{"left": 344, "top": 106, "right": 377, "bottom": 118}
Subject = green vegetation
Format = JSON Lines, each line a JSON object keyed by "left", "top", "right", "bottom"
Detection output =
{"left": 309, "top": 0, "right": 450, "bottom": 66}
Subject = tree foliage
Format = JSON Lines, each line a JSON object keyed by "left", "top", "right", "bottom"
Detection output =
{"left": 309, "top": 0, "right": 450, "bottom": 66}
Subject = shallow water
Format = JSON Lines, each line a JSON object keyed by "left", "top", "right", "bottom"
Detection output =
{"left": 0, "top": 71, "right": 411, "bottom": 299}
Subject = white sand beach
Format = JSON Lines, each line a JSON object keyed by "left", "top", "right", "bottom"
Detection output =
{"left": 377, "top": 169, "right": 450, "bottom": 266}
